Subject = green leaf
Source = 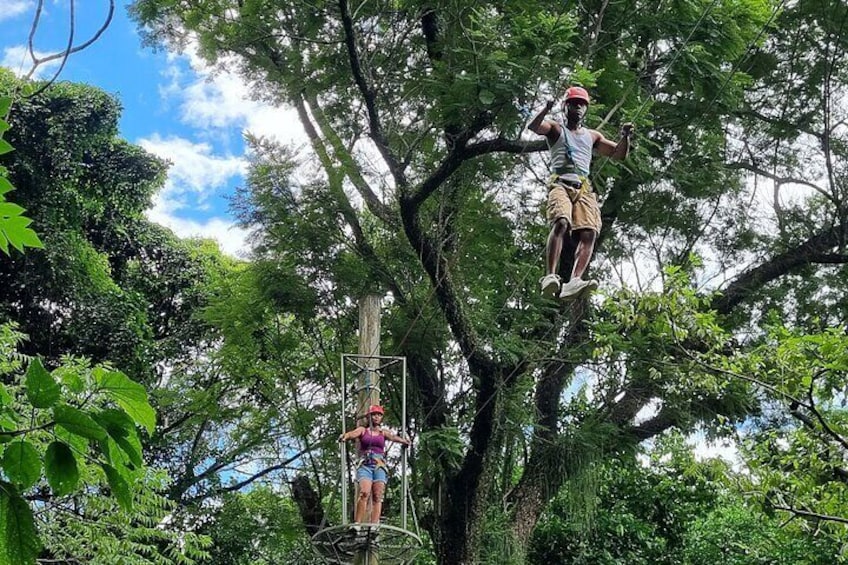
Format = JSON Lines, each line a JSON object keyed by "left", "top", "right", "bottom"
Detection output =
{"left": 97, "top": 436, "right": 122, "bottom": 467}
{"left": 0, "top": 178, "right": 13, "bottom": 197}
{"left": 114, "top": 435, "right": 142, "bottom": 469}
{"left": 0, "top": 482, "right": 41, "bottom": 565}
{"left": 1, "top": 216, "right": 39, "bottom": 253}
{"left": 44, "top": 442, "right": 79, "bottom": 496}
{"left": 0, "top": 140, "right": 12, "bottom": 157}
{"left": 93, "top": 410, "right": 142, "bottom": 468}
{"left": 55, "top": 367, "right": 85, "bottom": 394}
{"left": 0, "top": 97, "right": 10, "bottom": 119}
{"left": 92, "top": 408, "right": 133, "bottom": 438}
{"left": 102, "top": 464, "right": 133, "bottom": 511}
{"left": 479, "top": 89, "right": 495, "bottom": 105}
{"left": 0, "top": 413, "right": 15, "bottom": 433}
{"left": 24, "top": 358, "right": 60, "bottom": 409}
{"left": 53, "top": 425, "right": 89, "bottom": 458}
{"left": 53, "top": 404, "right": 108, "bottom": 441}
{"left": 1, "top": 441, "right": 40, "bottom": 489}
{"left": 0, "top": 203, "right": 24, "bottom": 218}
{"left": 0, "top": 385, "right": 11, "bottom": 406}
{"left": 94, "top": 370, "right": 156, "bottom": 434}
{"left": 13, "top": 228, "right": 42, "bottom": 250}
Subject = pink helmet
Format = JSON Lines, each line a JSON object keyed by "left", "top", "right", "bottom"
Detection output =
{"left": 564, "top": 86, "right": 590, "bottom": 104}
{"left": 368, "top": 405, "right": 384, "bottom": 415}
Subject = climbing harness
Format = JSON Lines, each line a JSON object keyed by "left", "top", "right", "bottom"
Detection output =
{"left": 548, "top": 173, "right": 592, "bottom": 200}
{"left": 358, "top": 450, "right": 389, "bottom": 475}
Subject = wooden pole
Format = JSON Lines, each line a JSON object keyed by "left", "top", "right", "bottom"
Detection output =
{"left": 355, "top": 294, "right": 381, "bottom": 565}
{"left": 358, "top": 294, "right": 381, "bottom": 415}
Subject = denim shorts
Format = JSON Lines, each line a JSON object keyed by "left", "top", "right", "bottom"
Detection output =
{"left": 357, "top": 464, "right": 388, "bottom": 483}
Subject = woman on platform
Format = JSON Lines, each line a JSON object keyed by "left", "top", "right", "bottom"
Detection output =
{"left": 338, "top": 405, "right": 411, "bottom": 523}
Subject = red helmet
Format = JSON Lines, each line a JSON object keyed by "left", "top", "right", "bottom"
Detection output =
{"left": 564, "top": 86, "right": 590, "bottom": 104}
{"left": 368, "top": 405, "right": 384, "bottom": 415}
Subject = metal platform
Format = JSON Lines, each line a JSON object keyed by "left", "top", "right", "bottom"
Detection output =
{"left": 311, "top": 523, "right": 422, "bottom": 564}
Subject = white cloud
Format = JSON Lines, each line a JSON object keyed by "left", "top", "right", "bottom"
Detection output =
{"left": 137, "top": 134, "right": 245, "bottom": 199}
{"left": 147, "top": 194, "right": 249, "bottom": 258}
{"left": 142, "top": 40, "right": 311, "bottom": 259}
{"left": 0, "top": 1, "right": 31, "bottom": 23}
{"left": 162, "top": 45, "right": 307, "bottom": 147}
{"left": 138, "top": 135, "right": 248, "bottom": 257}
{"left": 688, "top": 432, "right": 742, "bottom": 468}
{"left": 1, "top": 44, "right": 60, "bottom": 78}
{"left": 633, "top": 398, "right": 661, "bottom": 425}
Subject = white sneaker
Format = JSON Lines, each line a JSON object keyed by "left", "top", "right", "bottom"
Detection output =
{"left": 558, "top": 279, "right": 587, "bottom": 300}
{"left": 539, "top": 274, "right": 561, "bottom": 298}
{"left": 577, "top": 279, "right": 598, "bottom": 299}
{"left": 559, "top": 279, "right": 599, "bottom": 300}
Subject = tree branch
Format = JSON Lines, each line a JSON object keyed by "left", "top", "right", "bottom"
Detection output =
{"left": 712, "top": 222, "right": 848, "bottom": 314}
{"left": 26, "top": 0, "right": 116, "bottom": 98}
{"left": 726, "top": 161, "right": 832, "bottom": 201}
{"left": 408, "top": 136, "right": 546, "bottom": 209}
{"left": 294, "top": 93, "right": 406, "bottom": 301}
{"left": 338, "top": 0, "right": 406, "bottom": 185}
{"left": 184, "top": 447, "right": 311, "bottom": 503}
{"left": 734, "top": 109, "right": 823, "bottom": 142}
{"left": 307, "top": 94, "right": 397, "bottom": 226}
{"left": 806, "top": 371, "right": 848, "bottom": 451}
{"left": 772, "top": 504, "right": 848, "bottom": 525}
{"left": 398, "top": 195, "right": 496, "bottom": 376}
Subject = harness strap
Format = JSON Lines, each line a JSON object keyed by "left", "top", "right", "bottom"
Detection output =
{"left": 548, "top": 174, "right": 592, "bottom": 202}
{"left": 358, "top": 452, "right": 387, "bottom": 470}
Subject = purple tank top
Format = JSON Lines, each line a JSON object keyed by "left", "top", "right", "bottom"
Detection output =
{"left": 359, "top": 428, "right": 385, "bottom": 456}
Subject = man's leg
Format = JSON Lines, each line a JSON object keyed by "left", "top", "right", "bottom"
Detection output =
{"left": 570, "top": 229, "right": 596, "bottom": 280}
{"left": 541, "top": 218, "right": 570, "bottom": 297}
{"left": 546, "top": 218, "right": 571, "bottom": 275}
{"left": 559, "top": 229, "right": 598, "bottom": 300}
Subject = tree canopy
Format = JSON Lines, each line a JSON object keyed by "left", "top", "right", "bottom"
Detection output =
{"left": 0, "top": 0, "right": 846, "bottom": 562}
{"left": 126, "top": 0, "right": 848, "bottom": 563}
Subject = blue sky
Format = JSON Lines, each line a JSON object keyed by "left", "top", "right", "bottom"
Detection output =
{"left": 0, "top": 0, "right": 307, "bottom": 256}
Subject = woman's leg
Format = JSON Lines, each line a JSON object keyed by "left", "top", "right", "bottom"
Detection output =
{"left": 370, "top": 480, "right": 385, "bottom": 523}
{"left": 355, "top": 478, "right": 372, "bottom": 523}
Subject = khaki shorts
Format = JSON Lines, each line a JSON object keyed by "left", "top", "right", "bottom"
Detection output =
{"left": 546, "top": 179, "right": 602, "bottom": 233}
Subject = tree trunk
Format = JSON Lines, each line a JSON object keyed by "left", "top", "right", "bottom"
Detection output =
{"left": 292, "top": 475, "right": 325, "bottom": 536}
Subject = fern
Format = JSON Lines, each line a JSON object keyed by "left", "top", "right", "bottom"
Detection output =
{"left": 36, "top": 470, "right": 211, "bottom": 564}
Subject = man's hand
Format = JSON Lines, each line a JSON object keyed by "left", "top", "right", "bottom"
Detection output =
{"left": 527, "top": 101, "right": 558, "bottom": 135}
{"left": 620, "top": 122, "right": 635, "bottom": 138}
{"left": 338, "top": 433, "right": 345, "bottom": 443}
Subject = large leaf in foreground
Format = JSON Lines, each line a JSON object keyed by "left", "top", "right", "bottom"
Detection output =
{"left": 0, "top": 482, "right": 40, "bottom": 565}
{"left": 44, "top": 441, "right": 79, "bottom": 496}
{"left": 95, "top": 369, "right": 155, "bottom": 434}
{"left": 1, "top": 441, "right": 40, "bottom": 489}
{"left": 24, "top": 358, "right": 59, "bottom": 409}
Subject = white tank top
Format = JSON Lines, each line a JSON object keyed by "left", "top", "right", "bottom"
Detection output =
{"left": 548, "top": 125, "right": 594, "bottom": 183}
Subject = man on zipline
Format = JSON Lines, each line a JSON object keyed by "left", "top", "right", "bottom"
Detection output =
{"left": 527, "top": 86, "right": 634, "bottom": 300}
